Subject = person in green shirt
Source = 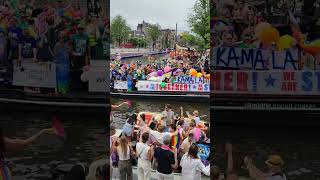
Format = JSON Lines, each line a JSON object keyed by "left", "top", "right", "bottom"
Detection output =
{"left": 71, "top": 25, "right": 89, "bottom": 90}
{"left": 71, "top": 25, "right": 89, "bottom": 67}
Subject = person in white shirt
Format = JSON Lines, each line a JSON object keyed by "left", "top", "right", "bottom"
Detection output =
{"left": 147, "top": 125, "right": 178, "bottom": 146}
{"left": 180, "top": 143, "right": 210, "bottom": 180}
{"left": 136, "top": 132, "right": 153, "bottom": 180}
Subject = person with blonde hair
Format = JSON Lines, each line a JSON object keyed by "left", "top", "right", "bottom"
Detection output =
{"left": 113, "top": 135, "right": 135, "bottom": 180}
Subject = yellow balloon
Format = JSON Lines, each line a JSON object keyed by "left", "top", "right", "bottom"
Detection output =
{"left": 255, "top": 22, "right": 271, "bottom": 38}
{"left": 163, "top": 72, "right": 171, "bottom": 79}
{"left": 196, "top": 72, "right": 202, "bottom": 78}
{"left": 277, "top": 35, "right": 294, "bottom": 51}
{"left": 259, "top": 27, "right": 280, "bottom": 44}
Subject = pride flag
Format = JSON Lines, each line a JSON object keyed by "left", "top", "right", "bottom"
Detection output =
{"left": 171, "top": 128, "right": 183, "bottom": 150}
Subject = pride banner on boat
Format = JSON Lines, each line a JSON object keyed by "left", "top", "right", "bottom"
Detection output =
{"left": 13, "top": 61, "right": 56, "bottom": 88}
{"left": 211, "top": 47, "right": 299, "bottom": 70}
{"left": 114, "top": 81, "right": 128, "bottom": 90}
{"left": 174, "top": 76, "right": 209, "bottom": 84}
{"left": 212, "top": 70, "right": 320, "bottom": 95}
{"left": 136, "top": 80, "right": 210, "bottom": 92}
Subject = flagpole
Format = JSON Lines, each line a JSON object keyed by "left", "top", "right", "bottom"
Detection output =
{"left": 175, "top": 23, "right": 177, "bottom": 55}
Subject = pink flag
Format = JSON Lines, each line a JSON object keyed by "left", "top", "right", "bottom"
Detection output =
{"left": 52, "top": 117, "right": 66, "bottom": 138}
{"left": 126, "top": 100, "right": 132, "bottom": 107}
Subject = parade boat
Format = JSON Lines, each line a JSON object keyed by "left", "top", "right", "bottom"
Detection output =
{"left": 111, "top": 129, "right": 211, "bottom": 180}
{"left": 111, "top": 48, "right": 210, "bottom": 101}
{"left": 111, "top": 91, "right": 209, "bottom": 102}
{"left": 0, "top": 60, "right": 108, "bottom": 113}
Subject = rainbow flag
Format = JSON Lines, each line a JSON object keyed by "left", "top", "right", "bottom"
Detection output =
{"left": 0, "top": 161, "right": 11, "bottom": 180}
{"left": 171, "top": 128, "right": 183, "bottom": 150}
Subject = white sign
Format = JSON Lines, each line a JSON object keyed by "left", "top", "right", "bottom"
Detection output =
{"left": 81, "top": 61, "right": 108, "bottom": 93}
{"left": 13, "top": 61, "right": 56, "bottom": 88}
{"left": 114, "top": 81, "right": 128, "bottom": 90}
{"left": 212, "top": 47, "right": 299, "bottom": 70}
{"left": 136, "top": 80, "right": 210, "bottom": 92}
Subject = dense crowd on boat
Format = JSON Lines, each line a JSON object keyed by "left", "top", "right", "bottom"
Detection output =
{"left": 110, "top": 103, "right": 210, "bottom": 180}
{"left": 212, "top": 0, "right": 320, "bottom": 70}
{"left": 110, "top": 50, "right": 210, "bottom": 92}
{"left": 0, "top": 0, "right": 108, "bottom": 92}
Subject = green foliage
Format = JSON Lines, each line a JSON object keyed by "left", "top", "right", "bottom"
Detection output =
{"left": 179, "top": 32, "right": 208, "bottom": 52}
{"left": 146, "top": 23, "right": 162, "bottom": 51}
{"left": 110, "top": 15, "right": 131, "bottom": 46}
{"left": 129, "top": 37, "right": 147, "bottom": 48}
{"left": 187, "top": 0, "right": 210, "bottom": 51}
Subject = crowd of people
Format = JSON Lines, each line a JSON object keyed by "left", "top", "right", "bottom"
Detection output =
{"left": 0, "top": 0, "right": 108, "bottom": 92}
{"left": 110, "top": 50, "right": 210, "bottom": 91}
{"left": 110, "top": 103, "right": 211, "bottom": 180}
{"left": 212, "top": 0, "right": 320, "bottom": 70}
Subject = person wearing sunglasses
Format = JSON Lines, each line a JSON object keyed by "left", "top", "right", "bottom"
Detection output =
{"left": 180, "top": 143, "right": 210, "bottom": 180}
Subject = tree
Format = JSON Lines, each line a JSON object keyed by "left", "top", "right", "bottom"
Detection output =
{"left": 129, "top": 37, "right": 147, "bottom": 50}
{"left": 179, "top": 32, "right": 206, "bottom": 52}
{"left": 110, "top": 15, "right": 131, "bottom": 46}
{"left": 187, "top": 0, "right": 210, "bottom": 51}
{"left": 146, "top": 23, "right": 162, "bottom": 51}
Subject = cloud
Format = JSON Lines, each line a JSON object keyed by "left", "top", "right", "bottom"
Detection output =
{"left": 110, "top": 0, "right": 196, "bottom": 32}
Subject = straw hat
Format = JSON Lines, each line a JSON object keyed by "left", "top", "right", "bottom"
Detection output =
{"left": 265, "top": 155, "right": 284, "bottom": 166}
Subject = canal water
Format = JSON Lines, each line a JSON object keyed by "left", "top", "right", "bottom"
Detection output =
{"left": 111, "top": 97, "right": 210, "bottom": 129}
{"left": 213, "top": 115, "right": 320, "bottom": 180}
{"left": 1, "top": 112, "right": 106, "bottom": 179}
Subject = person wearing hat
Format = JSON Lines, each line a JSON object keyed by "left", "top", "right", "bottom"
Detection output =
{"left": 244, "top": 154, "right": 286, "bottom": 180}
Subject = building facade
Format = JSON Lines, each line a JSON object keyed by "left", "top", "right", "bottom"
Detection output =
{"left": 130, "top": 20, "right": 176, "bottom": 50}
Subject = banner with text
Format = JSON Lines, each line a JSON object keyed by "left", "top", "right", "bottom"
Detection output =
{"left": 174, "top": 76, "right": 209, "bottom": 84}
{"left": 212, "top": 47, "right": 300, "bottom": 70}
{"left": 212, "top": 70, "right": 320, "bottom": 95}
{"left": 114, "top": 81, "right": 128, "bottom": 90}
{"left": 137, "top": 81, "right": 210, "bottom": 92}
{"left": 13, "top": 61, "right": 56, "bottom": 88}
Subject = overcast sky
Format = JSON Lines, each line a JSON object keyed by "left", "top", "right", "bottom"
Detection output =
{"left": 110, "top": 0, "right": 196, "bottom": 32}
